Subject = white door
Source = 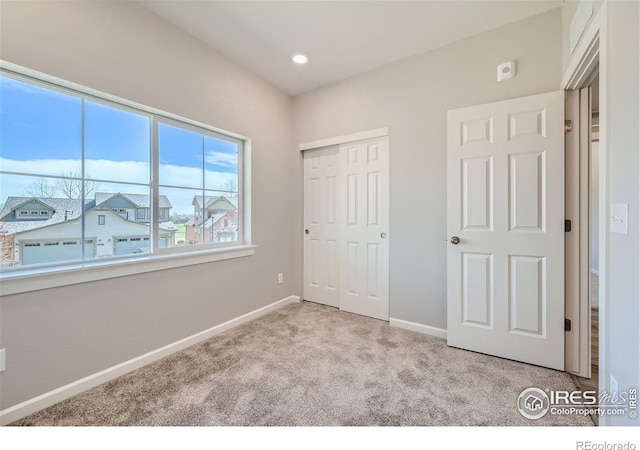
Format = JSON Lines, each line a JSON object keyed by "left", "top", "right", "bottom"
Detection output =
{"left": 303, "top": 145, "right": 340, "bottom": 308}
{"left": 447, "top": 91, "right": 565, "bottom": 370}
{"left": 302, "top": 135, "right": 390, "bottom": 321}
{"left": 338, "top": 137, "right": 389, "bottom": 320}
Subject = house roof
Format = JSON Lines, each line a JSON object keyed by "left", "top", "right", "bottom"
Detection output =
{"left": 95, "top": 192, "right": 172, "bottom": 209}
{"left": 0, "top": 193, "right": 174, "bottom": 236}
{"left": 0, "top": 197, "right": 56, "bottom": 215}
{"left": 193, "top": 195, "right": 238, "bottom": 210}
{"left": 203, "top": 212, "right": 229, "bottom": 229}
{"left": 9, "top": 209, "right": 176, "bottom": 238}
{"left": 0, "top": 197, "right": 94, "bottom": 234}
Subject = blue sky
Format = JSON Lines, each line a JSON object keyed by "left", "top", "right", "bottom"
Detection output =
{"left": 1, "top": 76, "right": 82, "bottom": 167}
{"left": 0, "top": 75, "right": 238, "bottom": 212}
{"left": 0, "top": 77, "right": 237, "bottom": 181}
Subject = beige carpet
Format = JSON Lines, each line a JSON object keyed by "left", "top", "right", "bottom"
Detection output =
{"left": 11, "top": 301, "right": 592, "bottom": 426}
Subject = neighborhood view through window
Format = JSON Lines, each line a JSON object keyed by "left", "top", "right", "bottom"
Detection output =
{"left": 0, "top": 73, "right": 241, "bottom": 270}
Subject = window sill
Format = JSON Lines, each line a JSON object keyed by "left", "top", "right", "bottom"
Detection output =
{"left": 0, "top": 245, "right": 256, "bottom": 297}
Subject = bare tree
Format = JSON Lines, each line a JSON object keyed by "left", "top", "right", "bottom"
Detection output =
{"left": 56, "top": 171, "right": 101, "bottom": 199}
{"left": 25, "top": 178, "right": 58, "bottom": 198}
{"left": 220, "top": 178, "right": 237, "bottom": 197}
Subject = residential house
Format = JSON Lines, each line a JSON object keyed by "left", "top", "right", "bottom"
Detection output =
{"left": 94, "top": 192, "right": 172, "bottom": 224}
{"left": 187, "top": 195, "right": 238, "bottom": 244}
{"left": 0, "top": 193, "right": 175, "bottom": 267}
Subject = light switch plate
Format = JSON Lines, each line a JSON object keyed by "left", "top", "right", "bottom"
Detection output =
{"left": 610, "top": 203, "right": 629, "bottom": 235}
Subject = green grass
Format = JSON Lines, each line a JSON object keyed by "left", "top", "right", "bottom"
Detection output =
{"left": 175, "top": 223, "right": 186, "bottom": 244}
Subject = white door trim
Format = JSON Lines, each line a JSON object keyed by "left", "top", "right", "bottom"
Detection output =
{"left": 564, "top": 88, "right": 593, "bottom": 379}
{"left": 561, "top": 4, "right": 609, "bottom": 422}
{"left": 299, "top": 127, "right": 389, "bottom": 151}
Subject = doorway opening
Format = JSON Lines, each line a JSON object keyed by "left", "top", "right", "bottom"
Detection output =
{"left": 588, "top": 74, "right": 600, "bottom": 393}
{"left": 567, "top": 70, "right": 600, "bottom": 426}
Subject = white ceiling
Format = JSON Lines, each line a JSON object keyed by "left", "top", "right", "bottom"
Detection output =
{"left": 142, "top": 1, "right": 563, "bottom": 96}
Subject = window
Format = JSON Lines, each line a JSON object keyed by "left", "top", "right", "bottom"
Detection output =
{"left": 158, "top": 120, "right": 240, "bottom": 247}
{"left": 0, "top": 69, "right": 245, "bottom": 277}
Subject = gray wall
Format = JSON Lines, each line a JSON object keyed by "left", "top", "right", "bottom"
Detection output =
{"left": 0, "top": 1, "right": 294, "bottom": 409}
{"left": 562, "top": 0, "right": 604, "bottom": 73}
{"left": 292, "top": 9, "right": 563, "bottom": 329}
{"left": 602, "top": 0, "right": 640, "bottom": 427}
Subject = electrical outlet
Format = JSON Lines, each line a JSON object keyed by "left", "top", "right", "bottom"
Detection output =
{"left": 0, "top": 349, "right": 5, "bottom": 373}
{"left": 277, "top": 273, "right": 284, "bottom": 284}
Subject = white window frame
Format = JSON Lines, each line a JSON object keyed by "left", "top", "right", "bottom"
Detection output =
{"left": 154, "top": 116, "right": 244, "bottom": 255}
{"left": 0, "top": 61, "right": 254, "bottom": 296}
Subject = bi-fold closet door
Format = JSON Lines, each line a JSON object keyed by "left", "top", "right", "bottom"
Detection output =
{"left": 303, "top": 136, "right": 389, "bottom": 321}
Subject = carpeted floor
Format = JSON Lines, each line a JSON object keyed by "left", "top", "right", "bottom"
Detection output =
{"left": 11, "top": 301, "right": 592, "bottom": 426}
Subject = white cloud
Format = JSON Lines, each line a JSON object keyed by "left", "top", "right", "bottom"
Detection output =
{"left": 0, "top": 158, "right": 82, "bottom": 177}
{"left": 205, "top": 150, "right": 238, "bottom": 168}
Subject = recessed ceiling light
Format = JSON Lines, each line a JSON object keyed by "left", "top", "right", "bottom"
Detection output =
{"left": 292, "top": 53, "right": 309, "bottom": 65}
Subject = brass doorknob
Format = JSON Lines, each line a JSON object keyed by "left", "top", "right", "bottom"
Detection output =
{"left": 450, "top": 236, "right": 460, "bottom": 244}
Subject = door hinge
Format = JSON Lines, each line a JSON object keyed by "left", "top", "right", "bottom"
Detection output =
{"left": 565, "top": 219, "right": 572, "bottom": 232}
{"left": 565, "top": 318, "right": 572, "bottom": 332}
{"left": 565, "top": 120, "right": 573, "bottom": 133}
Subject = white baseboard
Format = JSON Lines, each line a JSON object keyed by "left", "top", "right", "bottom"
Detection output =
{"left": 0, "top": 295, "right": 300, "bottom": 426}
{"left": 591, "top": 268, "right": 600, "bottom": 276}
{"left": 389, "top": 317, "right": 447, "bottom": 340}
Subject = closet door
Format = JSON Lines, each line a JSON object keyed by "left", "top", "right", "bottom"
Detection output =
{"left": 303, "top": 146, "right": 340, "bottom": 308}
{"left": 339, "top": 137, "right": 390, "bottom": 320}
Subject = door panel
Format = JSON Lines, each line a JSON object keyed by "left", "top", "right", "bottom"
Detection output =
{"left": 462, "top": 252, "right": 493, "bottom": 328}
{"left": 303, "top": 146, "right": 340, "bottom": 308}
{"left": 339, "top": 138, "right": 389, "bottom": 320}
{"left": 462, "top": 156, "right": 493, "bottom": 230}
{"left": 447, "top": 91, "right": 564, "bottom": 370}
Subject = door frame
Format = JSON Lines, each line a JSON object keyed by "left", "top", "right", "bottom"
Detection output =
{"left": 561, "top": 4, "right": 609, "bottom": 417}
{"left": 299, "top": 127, "right": 389, "bottom": 152}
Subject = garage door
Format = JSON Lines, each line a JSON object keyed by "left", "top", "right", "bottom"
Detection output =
{"left": 114, "top": 236, "right": 150, "bottom": 255}
{"left": 21, "top": 239, "right": 95, "bottom": 266}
